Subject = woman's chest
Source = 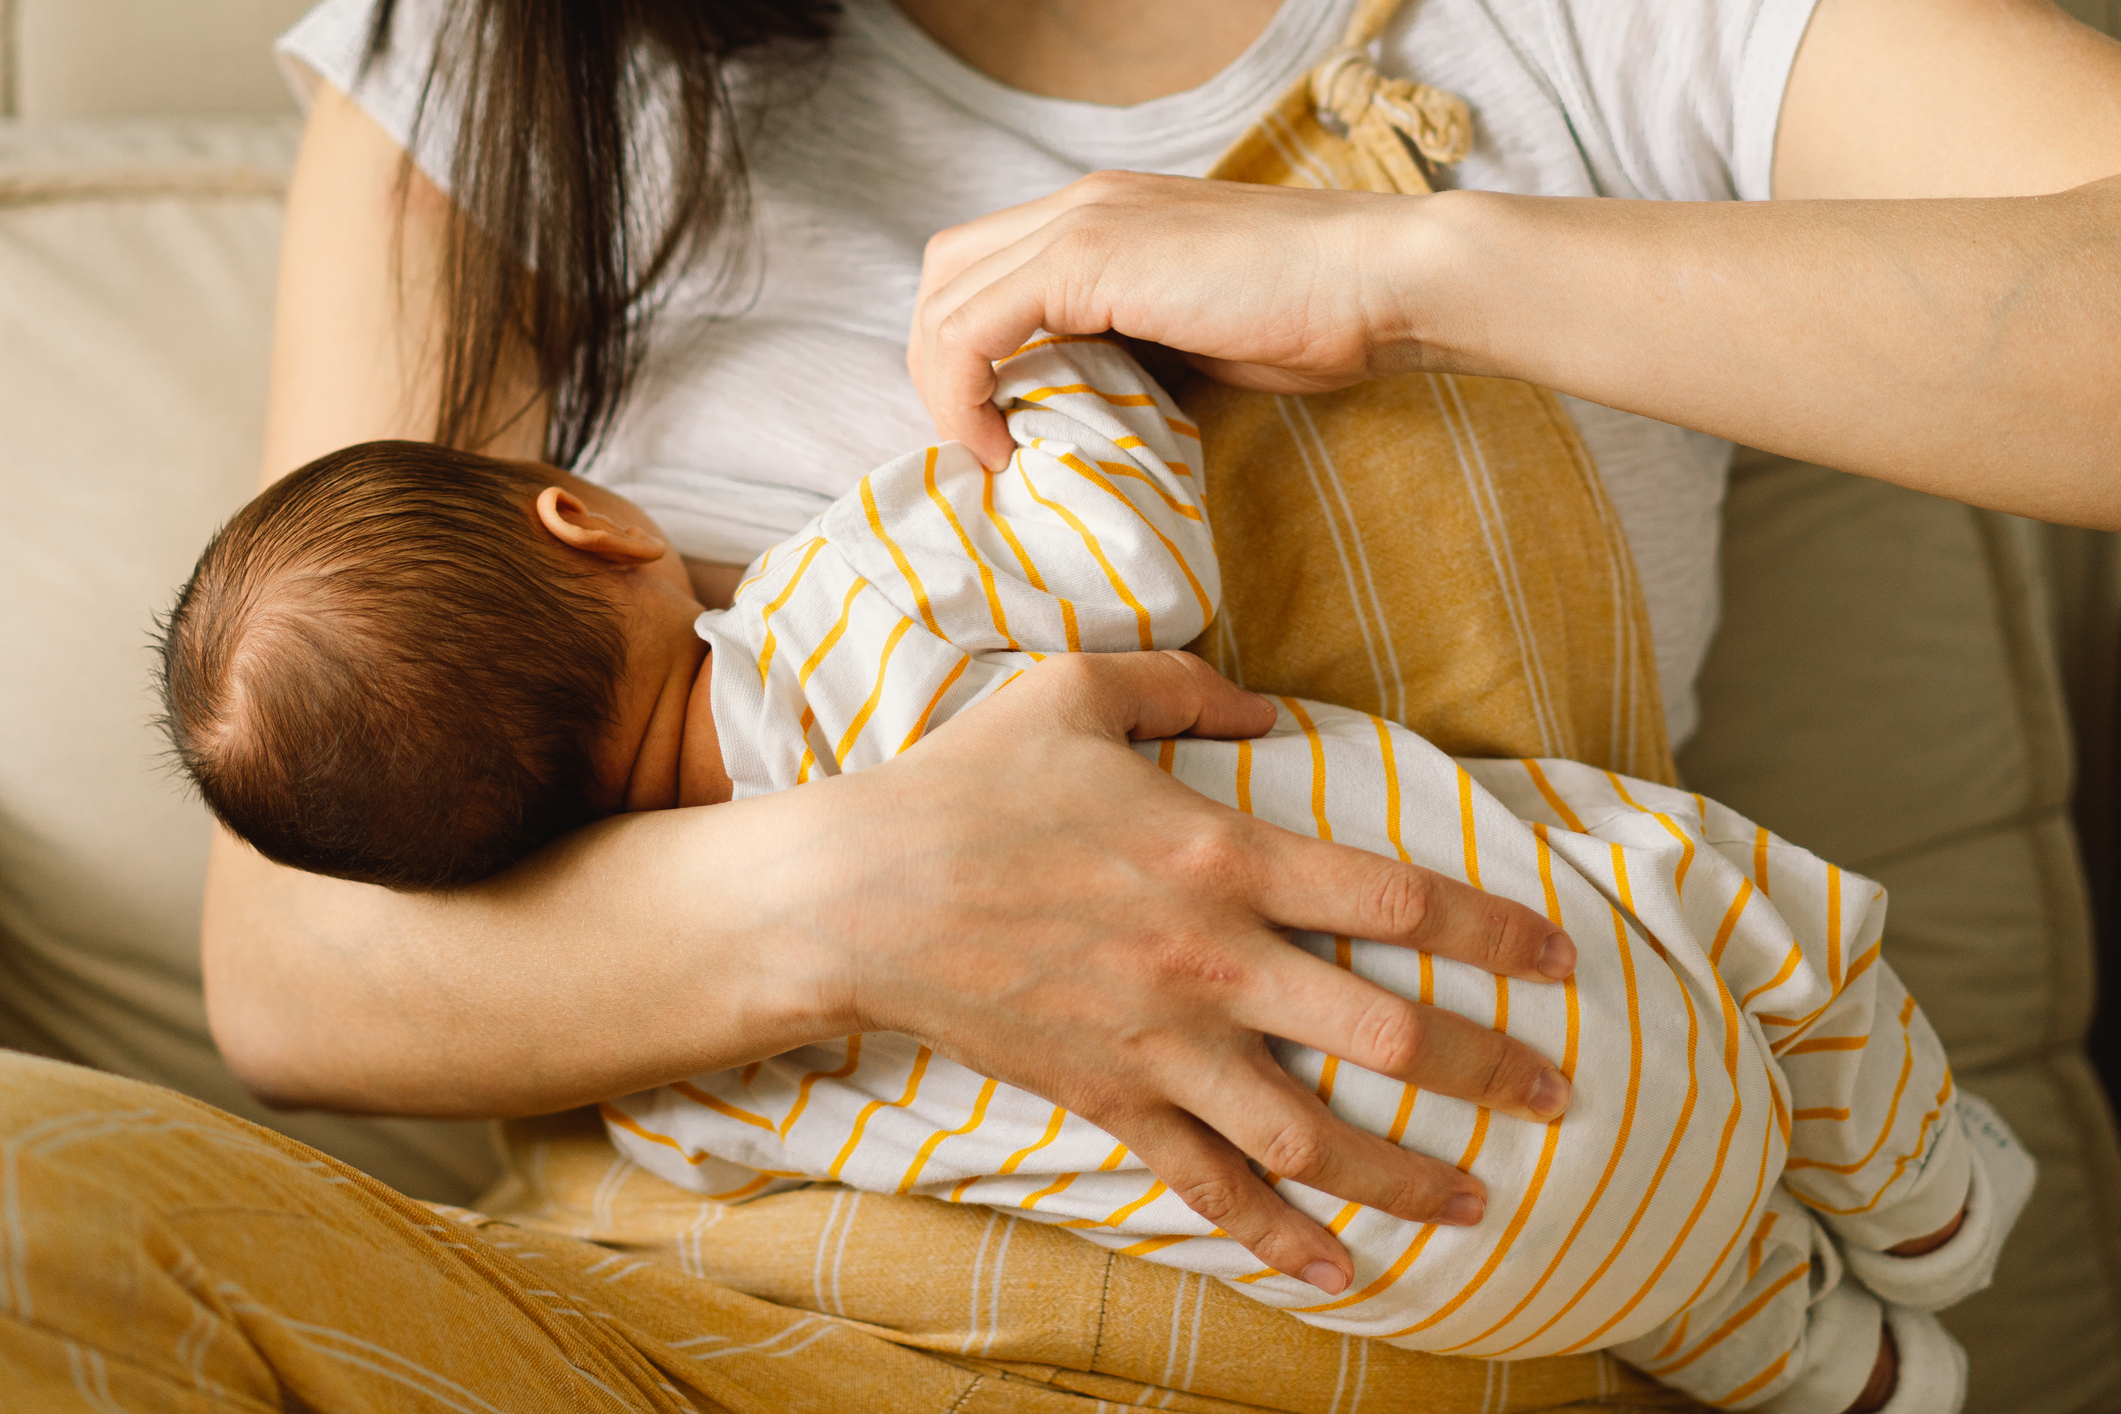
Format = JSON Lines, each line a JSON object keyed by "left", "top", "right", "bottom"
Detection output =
{"left": 583, "top": 36, "right": 1261, "bottom": 521}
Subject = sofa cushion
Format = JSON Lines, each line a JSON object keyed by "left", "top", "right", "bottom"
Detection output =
{"left": 0, "top": 117, "right": 498, "bottom": 1203}
{"left": 1681, "top": 451, "right": 2121, "bottom": 1413}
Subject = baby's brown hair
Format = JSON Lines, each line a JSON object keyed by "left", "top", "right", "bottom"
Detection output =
{"left": 158, "top": 441, "right": 628, "bottom": 891}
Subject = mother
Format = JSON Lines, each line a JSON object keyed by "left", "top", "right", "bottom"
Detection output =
{"left": 226, "top": 0, "right": 2118, "bottom": 1313}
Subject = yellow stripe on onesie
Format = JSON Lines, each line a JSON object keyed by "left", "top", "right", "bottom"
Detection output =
{"left": 606, "top": 339, "right": 2023, "bottom": 1411}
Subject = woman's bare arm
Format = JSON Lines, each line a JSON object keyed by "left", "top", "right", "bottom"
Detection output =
{"left": 207, "top": 83, "right": 1580, "bottom": 1292}
{"left": 912, "top": 0, "right": 2121, "bottom": 526}
{"left": 259, "top": 85, "right": 540, "bottom": 477}
{"left": 204, "top": 807, "right": 836, "bottom": 1114}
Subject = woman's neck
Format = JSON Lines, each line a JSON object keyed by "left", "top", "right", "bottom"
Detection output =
{"left": 891, "top": 0, "right": 1284, "bottom": 105}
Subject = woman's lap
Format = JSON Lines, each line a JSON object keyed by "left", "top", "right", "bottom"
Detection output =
{"left": 0, "top": 1052, "right": 1022, "bottom": 1412}
{"left": 486, "top": 1108, "right": 1702, "bottom": 1413}
{"left": 0, "top": 1053, "right": 1696, "bottom": 1412}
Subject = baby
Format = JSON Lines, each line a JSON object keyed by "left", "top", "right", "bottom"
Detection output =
{"left": 162, "top": 339, "right": 2027, "bottom": 1413}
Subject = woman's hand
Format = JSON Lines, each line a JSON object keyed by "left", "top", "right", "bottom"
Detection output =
{"left": 806, "top": 650, "right": 1575, "bottom": 1294}
{"left": 910, "top": 173, "right": 1436, "bottom": 470}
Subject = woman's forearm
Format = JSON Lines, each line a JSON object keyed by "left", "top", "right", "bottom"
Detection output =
{"left": 1410, "top": 180, "right": 2121, "bottom": 526}
{"left": 203, "top": 796, "right": 842, "bottom": 1117}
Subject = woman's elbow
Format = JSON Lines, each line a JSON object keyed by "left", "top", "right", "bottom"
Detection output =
{"left": 201, "top": 923, "right": 336, "bottom": 1111}
{"left": 208, "top": 1008, "right": 315, "bottom": 1112}
{"left": 200, "top": 831, "right": 374, "bottom": 1111}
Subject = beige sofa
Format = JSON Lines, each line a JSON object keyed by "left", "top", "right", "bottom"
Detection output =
{"left": 3, "top": 5, "right": 2118, "bottom": 1411}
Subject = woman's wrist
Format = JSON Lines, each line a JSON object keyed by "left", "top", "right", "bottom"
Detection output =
{"left": 1352, "top": 186, "right": 1515, "bottom": 383}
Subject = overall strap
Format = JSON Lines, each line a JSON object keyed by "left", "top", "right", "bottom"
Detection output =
{"left": 1182, "top": 0, "right": 1677, "bottom": 782}
{"left": 1341, "top": 0, "right": 1407, "bottom": 46}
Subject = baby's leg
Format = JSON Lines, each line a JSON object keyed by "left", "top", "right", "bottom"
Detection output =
{"left": 1764, "top": 954, "right": 2034, "bottom": 1318}
{"left": 1665, "top": 789, "right": 2036, "bottom": 1321}
{"left": 1465, "top": 759, "right": 2034, "bottom": 1410}
{"left": 1613, "top": 1185, "right": 1972, "bottom": 1413}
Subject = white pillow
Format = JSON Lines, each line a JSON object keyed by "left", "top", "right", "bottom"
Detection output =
{"left": 0, "top": 117, "right": 498, "bottom": 1203}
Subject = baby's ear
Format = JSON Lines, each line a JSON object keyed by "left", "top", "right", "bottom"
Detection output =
{"left": 535, "top": 486, "right": 668, "bottom": 565}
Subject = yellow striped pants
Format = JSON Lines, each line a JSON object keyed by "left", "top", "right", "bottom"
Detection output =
{"left": 0, "top": 1051, "right": 1698, "bottom": 1411}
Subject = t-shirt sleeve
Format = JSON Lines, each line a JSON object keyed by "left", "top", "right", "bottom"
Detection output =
{"left": 275, "top": 0, "right": 460, "bottom": 191}
{"left": 1388, "top": 0, "right": 1821, "bottom": 202}
{"left": 1725, "top": 0, "right": 1824, "bottom": 200}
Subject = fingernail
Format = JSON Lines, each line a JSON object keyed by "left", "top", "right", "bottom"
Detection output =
{"left": 1252, "top": 692, "right": 1279, "bottom": 714}
{"left": 1537, "top": 932, "right": 1576, "bottom": 979}
{"left": 1440, "top": 1194, "right": 1485, "bottom": 1227}
{"left": 1530, "top": 1067, "right": 1571, "bottom": 1120}
{"left": 1301, "top": 1261, "right": 1350, "bottom": 1295}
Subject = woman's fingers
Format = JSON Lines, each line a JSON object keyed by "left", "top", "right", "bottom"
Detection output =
{"left": 1106, "top": 1042, "right": 1494, "bottom": 1288}
{"left": 1240, "top": 819, "right": 1575, "bottom": 982}
{"left": 1165, "top": 1046, "right": 1490, "bottom": 1225}
{"left": 909, "top": 172, "right": 1426, "bottom": 461}
{"left": 911, "top": 277, "right": 1036, "bottom": 466}
{"left": 1232, "top": 947, "right": 1572, "bottom": 1123}
{"left": 912, "top": 195, "right": 1095, "bottom": 466}
{"left": 1223, "top": 819, "right": 1578, "bottom": 1118}
{"left": 1110, "top": 1104, "right": 1357, "bottom": 1294}
{"left": 915, "top": 183, "right": 1093, "bottom": 307}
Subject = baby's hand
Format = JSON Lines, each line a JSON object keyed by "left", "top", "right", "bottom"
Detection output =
{"left": 1845, "top": 1321, "right": 1897, "bottom": 1413}
{"left": 1885, "top": 1205, "right": 1967, "bottom": 1257}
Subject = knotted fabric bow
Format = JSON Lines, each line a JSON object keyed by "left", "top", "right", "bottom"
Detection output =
{"left": 1309, "top": 47, "right": 1473, "bottom": 195}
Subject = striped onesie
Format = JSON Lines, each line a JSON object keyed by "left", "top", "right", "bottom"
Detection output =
{"left": 606, "top": 340, "right": 2030, "bottom": 1411}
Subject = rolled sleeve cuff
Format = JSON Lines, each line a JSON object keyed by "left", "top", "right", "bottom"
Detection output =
{"left": 1840, "top": 1090, "right": 2036, "bottom": 1312}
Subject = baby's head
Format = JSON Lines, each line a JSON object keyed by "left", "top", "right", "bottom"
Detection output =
{"left": 159, "top": 441, "right": 695, "bottom": 891}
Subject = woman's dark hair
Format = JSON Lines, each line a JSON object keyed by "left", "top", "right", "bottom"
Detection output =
{"left": 364, "top": 0, "right": 838, "bottom": 466}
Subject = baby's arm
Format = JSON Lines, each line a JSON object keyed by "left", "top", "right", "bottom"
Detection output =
{"left": 819, "top": 336, "right": 1216, "bottom": 658}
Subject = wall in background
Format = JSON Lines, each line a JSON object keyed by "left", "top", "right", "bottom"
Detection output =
{"left": 6, "top": 0, "right": 312, "bottom": 118}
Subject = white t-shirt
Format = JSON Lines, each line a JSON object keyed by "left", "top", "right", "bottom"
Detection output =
{"left": 277, "top": 0, "right": 1821, "bottom": 746}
